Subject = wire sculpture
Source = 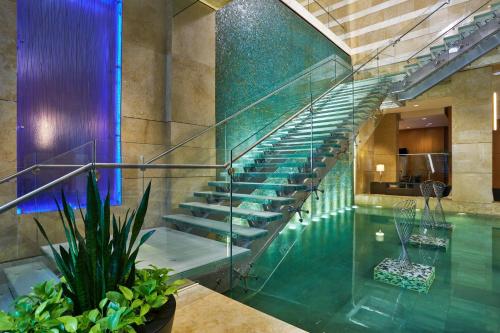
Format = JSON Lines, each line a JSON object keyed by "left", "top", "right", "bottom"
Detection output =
{"left": 433, "top": 181, "right": 447, "bottom": 226}
{"left": 419, "top": 180, "right": 436, "bottom": 234}
{"left": 393, "top": 199, "right": 416, "bottom": 269}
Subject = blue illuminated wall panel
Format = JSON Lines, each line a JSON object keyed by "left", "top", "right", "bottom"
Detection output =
{"left": 17, "top": 0, "right": 122, "bottom": 213}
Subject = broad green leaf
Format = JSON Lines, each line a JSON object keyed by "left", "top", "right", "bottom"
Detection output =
{"left": 57, "top": 315, "right": 78, "bottom": 332}
{"left": 0, "top": 312, "right": 13, "bottom": 330}
{"left": 139, "top": 303, "right": 150, "bottom": 317}
{"left": 88, "top": 309, "right": 100, "bottom": 322}
{"left": 118, "top": 285, "right": 133, "bottom": 301}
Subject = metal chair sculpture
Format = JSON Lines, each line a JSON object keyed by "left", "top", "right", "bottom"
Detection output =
{"left": 419, "top": 180, "right": 436, "bottom": 235}
{"left": 393, "top": 200, "right": 416, "bottom": 269}
{"left": 433, "top": 181, "right": 447, "bottom": 227}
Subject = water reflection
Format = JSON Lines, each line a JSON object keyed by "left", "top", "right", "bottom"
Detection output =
{"left": 232, "top": 206, "right": 500, "bottom": 332}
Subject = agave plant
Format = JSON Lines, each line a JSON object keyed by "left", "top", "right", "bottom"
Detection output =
{"left": 35, "top": 170, "right": 155, "bottom": 314}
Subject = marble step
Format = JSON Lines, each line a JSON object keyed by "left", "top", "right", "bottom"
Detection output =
{"left": 194, "top": 191, "right": 296, "bottom": 205}
{"left": 236, "top": 161, "right": 326, "bottom": 168}
{"left": 163, "top": 214, "right": 268, "bottom": 241}
{"left": 4, "top": 261, "right": 58, "bottom": 297}
{"left": 208, "top": 181, "right": 307, "bottom": 192}
{"left": 179, "top": 202, "right": 283, "bottom": 223}
{"left": 227, "top": 171, "right": 317, "bottom": 181}
{"left": 249, "top": 151, "right": 335, "bottom": 158}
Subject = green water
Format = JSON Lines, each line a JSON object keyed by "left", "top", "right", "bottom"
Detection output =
{"left": 230, "top": 206, "right": 500, "bottom": 332}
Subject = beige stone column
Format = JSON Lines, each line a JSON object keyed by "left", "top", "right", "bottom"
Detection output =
{"left": 451, "top": 67, "right": 493, "bottom": 203}
{"left": 372, "top": 113, "right": 399, "bottom": 183}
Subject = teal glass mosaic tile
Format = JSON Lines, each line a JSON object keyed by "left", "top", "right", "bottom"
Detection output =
{"left": 215, "top": 0, "right": 352, "bottom": 160}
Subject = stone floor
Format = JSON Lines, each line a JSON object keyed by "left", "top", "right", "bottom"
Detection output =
{"left": 173, "top": 283, "right": 306, "bottom": 333}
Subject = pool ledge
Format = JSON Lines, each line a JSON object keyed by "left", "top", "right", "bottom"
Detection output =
{"left": 173, "top": 283, "right": 307, "bottom": 333}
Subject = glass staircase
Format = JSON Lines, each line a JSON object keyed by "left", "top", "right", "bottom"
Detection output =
{"left": 1, "top": 0, "right": 500, "bottom": 309}
{"left": 162, "top": 76, "right": 394, "bottom": 283}
{"left": 391, "top": 1, "right": 500, "bottom": 100}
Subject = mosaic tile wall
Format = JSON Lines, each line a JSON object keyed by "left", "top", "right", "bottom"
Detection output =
{"left": 215, "top": 0, "right": 351, "bottom": 161}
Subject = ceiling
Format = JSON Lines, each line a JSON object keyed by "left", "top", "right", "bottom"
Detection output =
{"left": 399, "top": 108, "right": 448, "bottom": 130}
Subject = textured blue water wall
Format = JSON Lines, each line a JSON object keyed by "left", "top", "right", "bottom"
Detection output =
{"left": 216, "top": 0, "right": 351, "bottom": 160}
{"left": 17, "top": 0, "right": 122, "bottom": 213}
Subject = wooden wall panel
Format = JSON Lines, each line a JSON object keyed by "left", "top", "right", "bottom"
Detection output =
{"left": 399, "top": 127, "right": 446, "bottom": 153}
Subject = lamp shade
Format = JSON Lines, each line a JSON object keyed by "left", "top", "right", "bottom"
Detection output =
{"left": 376, "top": 164, "right": 385, "bottom": 172}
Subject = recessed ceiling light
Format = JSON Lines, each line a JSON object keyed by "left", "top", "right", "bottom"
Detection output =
{"left": 406, "top": 126, "right": 410, "bottom": 129}
{"left": 422, "top": 117, "right": 427, "bottom": 120}
{"left": 413, "top": 104, "right": 419, "bottom": 107}
{"left": 426, "top": 122, "right": 433, "bottom": 126}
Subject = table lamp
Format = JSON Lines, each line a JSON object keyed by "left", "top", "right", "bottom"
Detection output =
{"left": 376, "top": 164, "right": 385, "bottom": 182}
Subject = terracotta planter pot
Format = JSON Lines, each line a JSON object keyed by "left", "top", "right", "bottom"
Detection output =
{"left": 137, "top": 297, "right": 176, "bottom": 333}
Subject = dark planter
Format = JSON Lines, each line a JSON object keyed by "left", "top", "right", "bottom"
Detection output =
{"left": 137, "top": 296, "right": 176, "bottom": 333}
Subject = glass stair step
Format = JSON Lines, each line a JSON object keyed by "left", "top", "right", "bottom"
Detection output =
{"left": 474, "top": 11, "right": 496, "bottom": 26}
{"left": 236, "top": 161, "right": 326, "bottom": 168}
{"left": 259, "top": 143, "right": 335, "bottom": 150}
{"left": 208, "top": 181, "right": 307, "bottom": 191}
{"left": 404, "top": 63, "right": 420, "bottom": 74}
{"left": 277, "top": 127, "right": 352, "bottom": 136}
{"left": 289, "top": 120, "right": 346, "bottom": 128}
{"left": 458, "top": 23, "right": 478, "bottom": 38}
{"left": 430, "top": 44, "right": 447, "bottom": 58}
{"left": 179, "top": 202, "right": 283, "bottom": 222}
{"left": 4, "top": 262, "right": 59, "bottom": 297}
{"left": 249, "top": 151, "right": 335, "bottom": 158}
{"left": 443, "top": 34, "right": 462, "bottom": 48}
{"left": 268, "top": 134, "right": 348, "bottom": 143}
{"left": 268, "top": 140, "right": 342, "bottom": 147}
{"left": 253, "top": 146, "right": 338, "bottom": 153}
{"left": 163, "top": 214, "right": 268, "bottom": 240}
{"left": 193, "top": 191, "right": 296, "bottom": 205}
{"left": 226, "top": 172, "right": 317, "bottom": 180}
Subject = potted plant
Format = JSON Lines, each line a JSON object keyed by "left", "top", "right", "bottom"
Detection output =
{"left": 0, "top": 171, "right": 184, "bottom": 332}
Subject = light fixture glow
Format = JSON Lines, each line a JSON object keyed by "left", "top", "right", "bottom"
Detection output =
{"left": 458, "top": 212, "right": 466, "bottom": 215}
{"left": 427, "top": 154, "right": 435, "bottom": 173}
{"left": 375, "top": 229, "right": 385, "bottom": 242}
{"left": 413, "top": 104, "right": 419, "bottom": 107}
{"left": 375, "top": 205, "right": 383, "bottom": 208}
{"left": 422, "top": 117, "right": 427, "bottom": 120}
{"left": 352, "top": 205, "right": 359, "bottom": 208}
{"left": 494, "top": 92, "right": 498, "bottom": 131}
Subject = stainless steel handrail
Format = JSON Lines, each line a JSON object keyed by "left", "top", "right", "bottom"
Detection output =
{"left": 0, "top": 163, "right": 93, "bottom": 214}
{"left": 225, "top": 1, "right": 451, "bottom": 165}
{"left": 145, "top": 54, "right": 343, "bottom": 165}
{"left": 0, "top": 0, "right": 451, "bottom": 213}
{"left": 0, "top": 162, "right": 226, "bottom": 214}
{"left": 405, "top": 0, "right": 492, "bottom": 62}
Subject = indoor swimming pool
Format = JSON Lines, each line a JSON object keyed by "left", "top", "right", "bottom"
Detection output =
{"left": 230, "top": 206, "right": 500, "bottom": 332}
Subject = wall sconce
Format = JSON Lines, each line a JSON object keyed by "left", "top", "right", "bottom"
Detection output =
{"left": 493, "top": 92, "right": 498, "bottom": 131}
{"left": 376, "top": 164, "right": 385, "bottom": 182}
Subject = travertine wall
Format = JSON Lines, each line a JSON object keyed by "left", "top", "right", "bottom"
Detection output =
{"left": 0, "top": 0, "right": 22, "bottom": 261}
{"left": 356, "top": 65, "right": 500, "bottom": 205}
{"left": 450, "top": 67, "right": 495, "bottom": 203}
{"left": 0, "top": 0, "right": 217, "bottom": 261}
